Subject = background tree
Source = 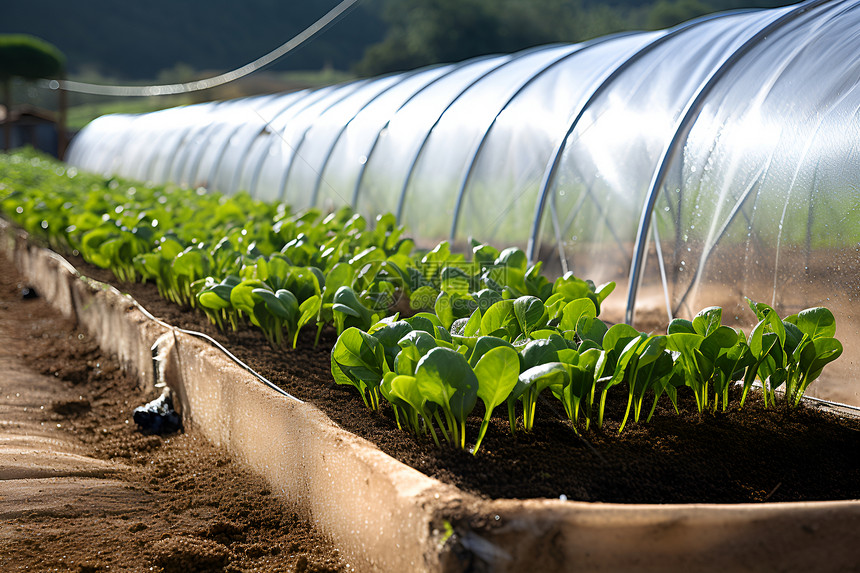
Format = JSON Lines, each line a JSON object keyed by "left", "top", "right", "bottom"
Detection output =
{"left": 0, "top": 34, "right": 66, "bottom": 151}
{"left": 354, "top": 0, "right": 798, "bottom": 76}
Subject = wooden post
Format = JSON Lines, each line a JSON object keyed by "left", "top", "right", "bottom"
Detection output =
{"left": 57, "top": 83, "right": 67, "bottom": 160}
{"left": 3, "top": 78, "right": 11, "bottom": 151}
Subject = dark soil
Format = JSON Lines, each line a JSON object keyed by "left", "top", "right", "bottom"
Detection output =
{"left": 58, "top": 255, "right": 860, "bottom": 504}
{"left": 0, "top": 258, "right": 347, "bottom": 572}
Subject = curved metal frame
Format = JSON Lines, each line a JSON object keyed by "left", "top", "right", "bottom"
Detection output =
{"left": 308, "top": 69, "right": 426, "bottom": 206}
{"left": 447, "top": 34, "right": 640, "bottom": 241}
{"left": 90, "top": 113, "right": 147, "bottom": 176}
{"left": 349, "top": 58, "right": 494, "bottom": 206}
{"left": 181, "top": 94, "right": 279, "bottom": 189}
{"left": 157, "top": 101, "right": 227, "bottom": 184}
{"left": 227, "top": 88, "right": 322, "bottom": 195}
{"left": 524, "top": 10, "right": 761, "bottom": 267}
{"left": 201, "top": 92, "right": 305, "bottom": 193}
{"left": 139, "top": 123, "right": 186, "bottom": 183}
{"left": 266, "top": 80, "right": 371, "bottom": 201}
{"left": 279, "top": 74, "right": 416, "bottom": 206}
{"left": 172, "top": 97, "right": 258, "bottom": 187}
{"left": 394, "top": 47, "right": 555, "bottom": 223}
{"left": 242, "top": 84, "right": 351, "bottom": 197}
{"left": 624, "top": 0, "right": 845, "bottom": 324}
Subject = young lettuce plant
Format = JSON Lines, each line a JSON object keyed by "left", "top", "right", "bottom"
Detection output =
{"left": 743, "top": 301, "right": 843, "bottom": 407}
{"left": 228, "top": 278, "right": 299, "bottom": 348}
{"left": 513, "top": 296, "right": 548, "bottom": 340}
{"left": 330, "top": 327, "right": 389, "bottom": 410}
{"left": 646, "top": 361, "right": 686, "bottom": 422}
{"left": 471, "top": 345, "right": 519, "bottom": 453}
{"left": 332, "top": 285, "right": 378, "bottom": 336}
{"left": 666, "top": 307, "right": 743, "bottom": 413}
{"left": 368, "top": 318, "right": 413, "bottom": 371}
{"left": 296, "top": 262, "right": 353, "bottom": 347}
{"left": 509, "top": 362, "right": 568, "bottom": 433}
{"left": 595, "top": 323, "right": 642, "bottom": 428}
{"left": 504, "top": 337, "right": 570, "bottom": 433}
{"left": 134, "top": 234, "right": 185, "bottom": 301}
{"left": 740, "top": 301, "right": 786, "bottom": 407}
{"left": 380, "top": 372, "right": 443, "bottom": 446}
{"left": 781, "top": 307, "right": 843, "bottom": 407}
{"left": 393, "top": 329, "right": 451, "bottom": 442}
{"left": 251, "top": 286, "right": 299, "bottom": 348}
{"left": 196, "top": 275, "right": 241, "bottom": 331}
{"left": 414, "top": 347, "right": 478, "bottom": 450}
{"left": 79, "top": 222, "right": 152, "bottom": 282}
{"left": 553, "top": 347, "right": 603, "bottom": 431}
{"left": 616, "top": 335, "right": 674, "bottom": 433}
{"left": 171, "top": 246, "right": 212, "bottom": 308}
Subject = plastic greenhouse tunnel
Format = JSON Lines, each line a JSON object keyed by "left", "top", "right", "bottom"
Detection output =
{"left": 67, "top": 0, "right": 860, "bottom": 407}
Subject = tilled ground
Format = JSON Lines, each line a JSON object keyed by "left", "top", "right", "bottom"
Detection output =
{"left": 0, "top": 257, "right": 347, "bottom": 573}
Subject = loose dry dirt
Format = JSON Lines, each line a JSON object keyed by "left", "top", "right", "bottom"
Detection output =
{"left": 0, "top": 259, "right": 347, "bottom": 572}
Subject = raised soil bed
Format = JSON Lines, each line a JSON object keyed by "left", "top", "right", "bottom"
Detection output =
{"left": 5, "top": 219, "right": 860, "bottom": 572}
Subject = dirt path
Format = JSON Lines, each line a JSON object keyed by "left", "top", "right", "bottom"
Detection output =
{"left": 0, "top": 258, "right": 347, "bottom": 572}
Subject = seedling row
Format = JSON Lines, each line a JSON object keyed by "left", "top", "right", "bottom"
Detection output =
{"left": 0, "top": 151, "right": 843, "bottom": 454}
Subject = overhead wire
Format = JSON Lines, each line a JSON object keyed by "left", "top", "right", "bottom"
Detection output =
{"left": 41, "top": 0, "right": 361, "bottom": 96}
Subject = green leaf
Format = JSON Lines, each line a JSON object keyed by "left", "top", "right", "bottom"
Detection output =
{"left": 389, "top": 374, "right": 425, "bottom": 416}
{"left": 634, "top": 335, "right": 667, "bottom": 367}
{"left": 252, "top": 287, "right": 290, "bottom": 320}
{"left": 415, "top": 347, "right": 478, "bottom": 424}
{"left": 372, "top": 320, "right": 413, "bottom": 350}
{"left": 699, "top": 325, "right": 740, "bottom": 361}
{"left": 297, "top": 295, "right": 320, "bottom": 326}
{"left": 552, "top": 273, "right": 591, "bottom": 301}
{"left": 495, "top": 247, "right": 528, "bottom": 271}
{"left": 397, "top": 330, "right": 438, "bottom": 356}
{"left": 230, "top": 279, "right": 266, "bottom": 317}
{"left": 474, "top": 346, "right": 520, "bottom": 413}
{"left": 332, "top": 327, "right": 385, "bottom": 372}
{"left": 799, "top": 337, "right": 843, "bottom": 384}
{"left": 595, "top": 281, "right": 616, "bottom": 304}
{"left": 578, "top": 317, "right": 607, "bottom": 346}
{"left": 513, "top": 296, "right": 546, "bottom": 337}
{"left": 198, "top": 287, "right": 232, "bottom": 311}
{"left": 520, "top": 338, "right": 559, "bottom": 371}
{"left": 394, "top": 345, "right": 423, "bottom": 376}
{"left": 469, "top": 336, "right": 515, "bottom": 368}
{"left": 692, "top": 306, "right": 722, "bottom": 337}
{"left": 602, "top": 323, "right": 641, "bottom": 353}
{"left": 440, "top": 266, "right": 471, "bottom": 294}
{"left": 481, "top": 299, "right": 515, "bottom": 338}
{"left": 796, "top": 307, "right": 837, "bottom": 340}
{"left": 514, "top": 362, "right": 569, "bottom": 402}
{"left": 559, "top": 298, "right": 597, "bottom": 333}
{"left": 324, "top": 263, "right": 355, "bottom": 302}
{"left": 666, "top": 332, "right": 703, "bottom": 355}
{"left": 435, "top": 292, "right": 456, "bottom": 331}
{"left": 667, "top": 318, "right": 695, "bottom": 335}
{"left": 410, "top": 285, "right": 440, "bottom": 311}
